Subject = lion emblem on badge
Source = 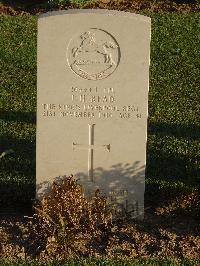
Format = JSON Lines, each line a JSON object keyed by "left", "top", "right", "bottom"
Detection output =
{"left": 67, "top": 29, "right": 120, "bottom": 80}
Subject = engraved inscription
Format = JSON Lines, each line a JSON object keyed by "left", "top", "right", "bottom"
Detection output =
{"left": 42, "top": 86, "right": 142, "bottom": 120}
{"left": 73, "top": 124, "right": 110, "bottom": 181}
{"left": 106, "top": 189, "right": 139, "bottom": 217}
{"left": 67, "top": 29, "right": 120, "bottom": 80}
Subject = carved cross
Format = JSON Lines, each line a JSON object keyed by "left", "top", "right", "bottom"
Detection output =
{"left": 73, "top": 124, "right": 110, "bottom": 182}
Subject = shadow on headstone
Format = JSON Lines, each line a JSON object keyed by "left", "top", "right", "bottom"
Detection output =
{"left": 36, "top": 162, "right": 145, "bottom": 218}
{"left": 1, "top": 110, "right": 198, "bottom": 215}
{"left": 37, "top": 162, "right": 145, "bottom": 195}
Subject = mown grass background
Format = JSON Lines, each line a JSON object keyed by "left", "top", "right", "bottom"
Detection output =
{"left": 1, "top": 0, "right": 200, "bottom": 9}
{"left": 0, "top": 13, "right": 200, "bottom": 216}
{"left": 1, "top": 15, "right": 37, "bottom": 210}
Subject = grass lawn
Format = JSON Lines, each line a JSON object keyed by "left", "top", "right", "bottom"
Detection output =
{"left": 0, "top": 15, "right": 37, "bottom": 209}
{"left": 1, "top": 12, "right": 199, "bottom": 213}
{"left": 0, "top": 9, "right": 200, "bottom": 263}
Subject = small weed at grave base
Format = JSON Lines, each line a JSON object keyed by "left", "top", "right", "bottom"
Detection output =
{"left": 24, "top": 176, "right": 112, "bottom": 259}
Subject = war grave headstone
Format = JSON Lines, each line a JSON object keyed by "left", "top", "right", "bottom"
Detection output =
{"left": 37, "top": 9, "right": 151, "bottom": 218}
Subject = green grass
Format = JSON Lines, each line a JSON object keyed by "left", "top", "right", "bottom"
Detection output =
{"left": 0, "top": 16, "right": 37, "bottom": 208}
{"left": 0, "top": 258, "right": 200, "bottom": 266}
{"left": 46, "top": 0, "right": 94, "bottom": 8}
{"left": 0, "top": 13, "right": 200, "bottom": 212}
{"left": 0, "top": 0, "right": 96, "bottom": 9}
{"left": 147, "top": 13, "right": 200, "bottom": 195}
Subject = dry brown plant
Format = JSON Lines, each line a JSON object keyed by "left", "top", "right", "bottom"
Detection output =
{"left": 25, "top": 176, "right": 112, "bottom": 259}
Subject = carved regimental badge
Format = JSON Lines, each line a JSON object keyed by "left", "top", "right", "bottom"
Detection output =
{"left": 67, "top": 28, "right": 120, "bottom": 80}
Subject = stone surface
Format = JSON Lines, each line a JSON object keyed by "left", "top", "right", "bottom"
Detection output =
{"left": 37, "top": 9, "right": 151, "bottom": 218}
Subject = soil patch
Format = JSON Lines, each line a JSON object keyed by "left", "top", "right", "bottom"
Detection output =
{"left": 0, "top": 190, "right": 199, "bottom": 260}
{"left": 0, "top": 212, "right": 199, "bottom": 260}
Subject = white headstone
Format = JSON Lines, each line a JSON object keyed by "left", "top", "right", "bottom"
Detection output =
{"left": 37, "top": 9, "right": 151, "bottom": 218}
